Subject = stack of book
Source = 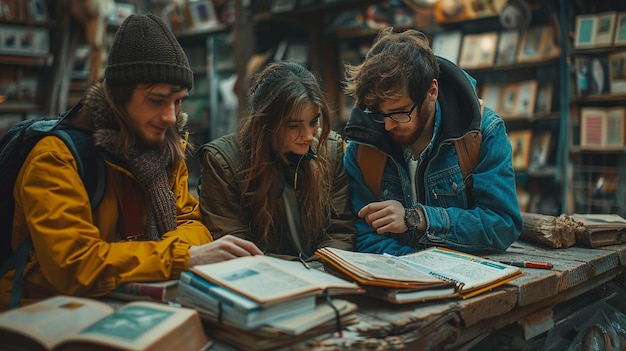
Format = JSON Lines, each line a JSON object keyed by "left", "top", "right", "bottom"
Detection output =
{"left": 315, "top": 247, "right": 524, "bottom": 304}
{"left": 178, "top": 255, "right": 362, "bottom": 350}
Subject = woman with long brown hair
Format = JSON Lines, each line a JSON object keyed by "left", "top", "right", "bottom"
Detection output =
{"left": 198, "top": 61, "right": 354, "bottom": 261}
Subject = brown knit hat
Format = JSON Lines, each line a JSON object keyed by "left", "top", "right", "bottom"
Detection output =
{"left": 105, "top": 14, "right": 193, "bottom": 90}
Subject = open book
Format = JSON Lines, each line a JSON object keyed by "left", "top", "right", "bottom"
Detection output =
{"left": 0, "top": 295, "right": 210, "bottom": 351}
{"left": 572, "top": 213, "right": 626, "bottom": 248}
{"left": 189, "top": 255, "right": 363, "bottom": 307}
{"left": 315, "top": 247, "right": 523, "bottom": 303}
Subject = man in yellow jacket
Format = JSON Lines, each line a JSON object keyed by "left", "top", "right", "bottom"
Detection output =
{"left": 0, "top": 14, "right": 261, "bottom": 310}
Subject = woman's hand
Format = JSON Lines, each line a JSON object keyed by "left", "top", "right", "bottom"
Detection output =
{"left": 189, "top": 235, "right": 263, "bottom": 266}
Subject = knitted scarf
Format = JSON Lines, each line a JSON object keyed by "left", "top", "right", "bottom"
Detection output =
{"left": 85, "top": 83, "right": 177, "bottom": 240}
{"left": 124, "top": 146, "right": 177, "bottom": 240}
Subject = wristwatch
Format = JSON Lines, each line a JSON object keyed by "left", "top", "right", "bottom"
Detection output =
{"left": 404, "top": 208, "right": 421, "bottom": 229}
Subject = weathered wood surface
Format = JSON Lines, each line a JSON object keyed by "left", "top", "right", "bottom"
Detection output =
{"left": 519, "top": 212, "right": 578, "bottom": 248}
{"left": 211, "top": 242, "right": 626, "bottom": 351}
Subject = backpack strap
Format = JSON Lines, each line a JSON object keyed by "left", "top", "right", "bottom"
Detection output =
{"left": 356, "top": 145, "right": 387, "bottom": 199}
{"left": 3, "top": 124, "right": 106, "bottom": 309}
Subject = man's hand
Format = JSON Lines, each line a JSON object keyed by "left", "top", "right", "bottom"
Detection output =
{"left": 358, "top": 200, "right": 409, "bottom": 234}
{"left": 189, "top": 235, "right": 263, "bottom": 266}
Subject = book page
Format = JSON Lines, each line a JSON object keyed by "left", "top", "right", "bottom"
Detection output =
{"left": 391, "top": 247, "right": 521, "bottom": 292}
{"left": 0, "top": 296, "right": 113, "bottom": 350}
{"left": 60, "top": 301, "right": 209, "bottom": 351}
{"left": 191, "top": 256, "right": 327, "bottom": 305}
{"left": 259, "top": 256, "right": 361, "bottom": 294}
{"left": 319, "top": 247, "right": 443, "bottom": 283}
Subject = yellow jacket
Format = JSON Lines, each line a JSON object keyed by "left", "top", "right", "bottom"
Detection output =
{"left": 0, "top": 135, "right": 212, "bottom": 309}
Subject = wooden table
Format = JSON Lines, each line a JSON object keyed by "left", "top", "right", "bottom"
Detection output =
{"left": 273, "top": 240, "right": 626, "bottom": 350}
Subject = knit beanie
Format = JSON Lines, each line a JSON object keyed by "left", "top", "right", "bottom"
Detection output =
{"left": 105, "top": 14, "right": 193, "bottom": 90}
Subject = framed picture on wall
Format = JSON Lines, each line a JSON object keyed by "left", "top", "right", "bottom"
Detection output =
{"left": 594, "top": 12, "right": 617, "bottom": 47}
{"left": 495, "top": 29, "right": 519, "bottom": 66}
{"left": 27, "top": 0, "right": 47, "bottom": 22}
{"left": 480, "top": 83, "right": 502, "bottom": 112}
{"left": 431, "top": 30, "right": 462, "bottom": 64}
{"left": 188, "top": 0, "right": 218, "bottom": 30}
{"left": 514, "top": 80, "right": 537, "bottom": 117}
{"left": 508, "top": 130, "right": 532, "bottom": 170}
{"left": 517, "top": 26, "right": 544, "bottom": 63}
{"left": 575, "top": 14, "right": 597, "bottom": 48}
{"left": 614, "top": 12, "right": 626, "bottom": 45}
{"left": 459, "top": 32, "right": 497, "bottom": 69}
{"left": 499, "top": 83, "right": 518, "bottom": 118}
{"left": 609, "top": 51, "right": 626, "bottom": 93}
{"left": 529, "top": 132, "right": 552, "bottom": 170}
{"left": 534, "top": 82, "right": 553, "bottom": 114}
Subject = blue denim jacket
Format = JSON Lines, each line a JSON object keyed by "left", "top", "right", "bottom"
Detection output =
{"left": 343, "top": 58, "right": 522, "bottom": 255}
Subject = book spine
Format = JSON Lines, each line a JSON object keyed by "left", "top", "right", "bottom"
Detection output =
{"left": 113, "top": 283, "right": 165, "bottom": 301}
{"left": 179, "top": 272, "right": 258, "bottom": 311}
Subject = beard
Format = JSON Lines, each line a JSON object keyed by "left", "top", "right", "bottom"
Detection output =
{"left": 388, "top": 102, "right": 432, "bottom": 146}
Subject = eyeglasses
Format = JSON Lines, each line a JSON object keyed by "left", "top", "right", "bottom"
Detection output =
{"left": 364, "top": 103, "right": 417, "bottom": 123}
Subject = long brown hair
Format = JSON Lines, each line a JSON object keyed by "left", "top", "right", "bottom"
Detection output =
{"left": 237, "top": 61, "right": 333, "bottom": 252}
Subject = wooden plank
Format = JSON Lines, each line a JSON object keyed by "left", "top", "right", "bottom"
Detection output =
{"left": 455, "top": 287, "right": 518, "bottom": 327}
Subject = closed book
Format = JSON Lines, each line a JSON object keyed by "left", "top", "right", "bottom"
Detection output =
{"left": 108, "top": 280, "right": 179, "bottom": 303}
{"left": 178, "top": 279, "right": 315, "bottom": 330}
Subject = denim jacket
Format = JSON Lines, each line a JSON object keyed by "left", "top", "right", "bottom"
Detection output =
{"left": 343, "top": 57, "right": 522, "bottom": 256}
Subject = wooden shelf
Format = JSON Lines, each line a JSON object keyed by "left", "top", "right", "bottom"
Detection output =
{"left": 0, "top": 55, "right": 52, "bottom": 67}
{"left": 0, "top": 101, "right": 39, "bottom": 113}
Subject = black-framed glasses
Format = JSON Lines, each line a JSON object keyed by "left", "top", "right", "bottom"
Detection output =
{"left": 364, "top": 103, "right": 418, "bottom": 123}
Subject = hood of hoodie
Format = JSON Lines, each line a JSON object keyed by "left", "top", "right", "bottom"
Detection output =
{"left": 344, "top": 56, "right": 482, "bottom": 156}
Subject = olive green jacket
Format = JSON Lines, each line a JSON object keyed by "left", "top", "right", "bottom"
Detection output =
{"left": 197, "top": 130, "right": 355, "bottom": 261}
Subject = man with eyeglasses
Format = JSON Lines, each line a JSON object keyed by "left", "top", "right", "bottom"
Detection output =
{"left": 342, "top": 27, "right": 522, "bottom": 256}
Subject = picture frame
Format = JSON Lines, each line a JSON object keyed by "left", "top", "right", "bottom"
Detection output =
{"left": 26, "top": 0, "right": 47, "bottom": 22}
{"left": 513, "top": 80, "right": 537, "bottom": 117}
{"left": 270, "top": 0, "right": 297, "bottom": 13}
{"left": 534, "top": 82, "right": 553, "bottom": 115}
{"left": 108, "top": 2, "right": 136, "bottom": 26}
{"left": 495, "top": 29, "right": 519, "bottom": 66}
{"left": 188, "top": 0, "right": 219, "bottom": 30}
{"left": 608, "top": 51, "right": 626, "bottom": 94}
{"left": 431, "top": 30, "right": 462, "bottom": 64}
{"left": 614, "top": 12, "right": 626, "bottom": 45}
{"left": 480, "top": 83, "right": 502, "bottom": 111}
{"left": 517, "top": 26, "right": 544, "bottom": 63}
{"left": 575, "top": 14, "right": 597, "bottom": 49}
{"left": 71, "top": 44, "right": 90, "bottom": 79}
{"left": 459, "top": 32, "right": 498, "bottom": 69}
{"left": 594, "top": 12, "right": 617, "bottom": 47}
{"left": 508, "top": 130, "right": 532, "bottom": 170}
{"left": 580, "top": 107, "right": 625, "bottom": 149}
{"left": 499, "top": 83, "right": 518, "bottom": 118}
{"left": 540, "top": 25, "right": 561, "bottom": 60}
{"left": 529, "top": 132, "right": 552, "bottom": 170}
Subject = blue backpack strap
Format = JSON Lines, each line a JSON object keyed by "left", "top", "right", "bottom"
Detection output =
{"left": 5, "top": 238, "right": 33, "bottom": 308}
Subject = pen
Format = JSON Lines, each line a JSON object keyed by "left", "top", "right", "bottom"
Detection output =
{"left": 500, "top": 261, "right": 554, "bottom": 269}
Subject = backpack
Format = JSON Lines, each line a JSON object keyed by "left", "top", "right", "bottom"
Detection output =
{"left": 356, "top": 132, "right": 482, "bottom": 206}
{"left": 0, "top": 104, "right": 106, "bottom": 307}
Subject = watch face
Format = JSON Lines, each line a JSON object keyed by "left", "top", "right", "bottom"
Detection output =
{"left": 405, "top": 209, "right": 421, "bottom": 228}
